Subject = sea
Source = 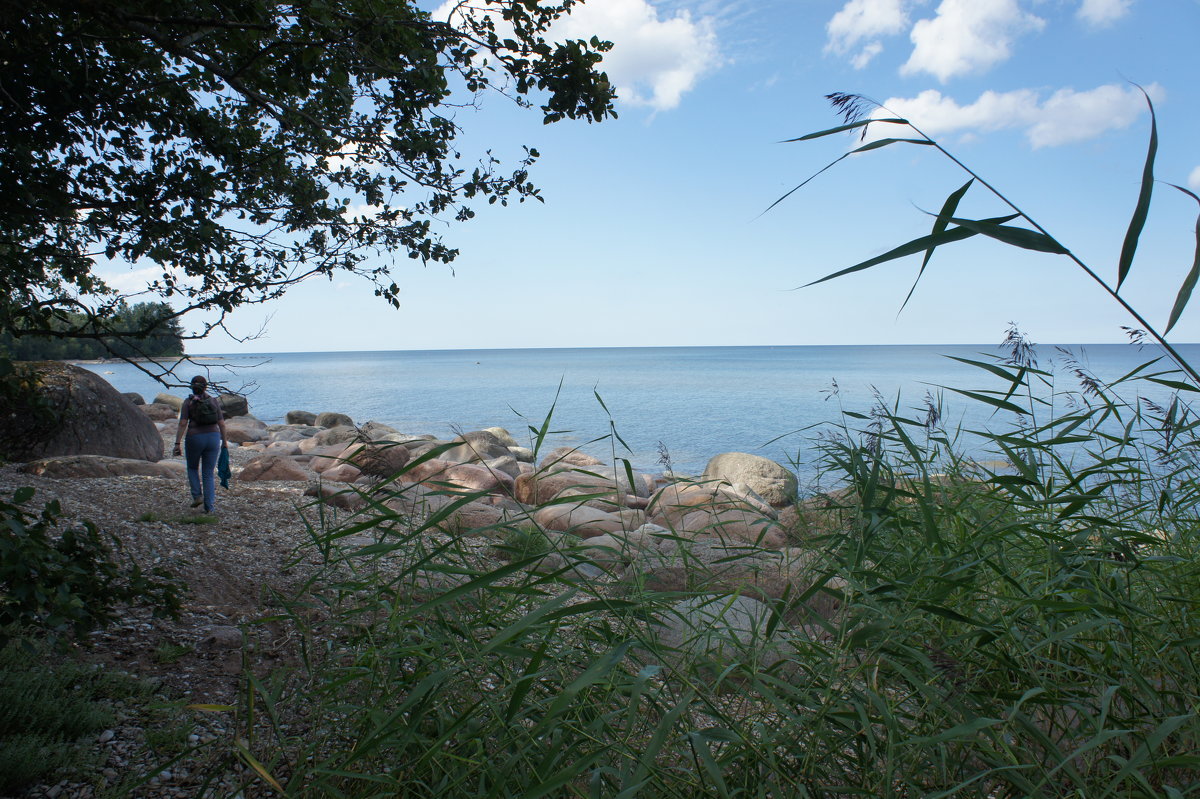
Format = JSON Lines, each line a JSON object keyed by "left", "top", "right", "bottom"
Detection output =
{"left": 79, "top": 344, "right": 1200, "bottom": 485}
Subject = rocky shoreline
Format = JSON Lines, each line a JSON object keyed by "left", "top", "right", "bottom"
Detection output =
{"left": 1, "top": 370, "right": 842, "bottom": 798}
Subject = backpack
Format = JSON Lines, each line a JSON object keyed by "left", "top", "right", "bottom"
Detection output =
{"left": 189, "top": 395, "right": 220, "bottom": 426}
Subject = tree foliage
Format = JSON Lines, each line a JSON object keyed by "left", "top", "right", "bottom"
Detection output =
{"left": 0, "top": 0, "right": 616, "bottom": 353}
{"left": 0, "top": 302, "right": 184, "bottom": 360}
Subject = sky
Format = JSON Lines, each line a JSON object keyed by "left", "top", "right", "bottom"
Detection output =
{"left": 102, "top": 0, "right": 1200, "bottom": 353}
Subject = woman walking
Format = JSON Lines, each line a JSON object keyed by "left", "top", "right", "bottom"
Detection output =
{"left": 172, "top": 376, "right": 228, "bottom": 513}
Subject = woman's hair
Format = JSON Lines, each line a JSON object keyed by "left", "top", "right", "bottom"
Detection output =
{"left": 190, "top": 375, "right": 207, "bottom": 390}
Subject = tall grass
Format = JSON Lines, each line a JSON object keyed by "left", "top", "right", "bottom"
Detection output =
{"left": 177, "top": 345, "right": 1200, "bottom": 798}
{"left": 169, "top": 94, "right": 1200, "bottom": 797}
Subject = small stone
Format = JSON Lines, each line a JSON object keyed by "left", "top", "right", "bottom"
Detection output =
{"left": 102, "top": 769, "right": 118, "bottom": 780}
{"left": 98, "top": 729, "right": 115, "bottom": 743}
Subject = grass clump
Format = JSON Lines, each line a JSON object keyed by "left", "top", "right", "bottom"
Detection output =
{"left": 0, "top": 635, "right": 152, "bottom": 794}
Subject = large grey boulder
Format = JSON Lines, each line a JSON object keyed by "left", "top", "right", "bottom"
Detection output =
{"left": 286, "top": 410, "right": 317, "bottom": 425}
{"left": 224, "top": 416, "right": 269, "bottom": 444}
{"left": 441, "top": 430, "right": 511, "bottom": 464}
{"left": 5, "top": 362, "right": 164, "bottom": 462}
{"left": 314, "top": 424, "right": 361, "bottom": 447}
{"left": 315, "top": 411, "right": 353, "bottom": 428}
{"left": 153, "top": 392, "right": 185, "bottom": 411}
{"left": 218, "top": 393, "right": 249, "bottom": 418}
{"left": 701, "top": 453, "right": 798, "bottom": 508}
{"left": 139, "top": 402, "right": 178, "bottom": 422}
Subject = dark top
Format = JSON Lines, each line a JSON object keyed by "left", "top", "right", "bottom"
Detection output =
{"left": 181, "top": 393, "right": 223, "bottom": 435}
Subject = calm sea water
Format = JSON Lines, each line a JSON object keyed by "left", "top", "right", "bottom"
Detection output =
{"left": 81, "top": 344, "right": 1200, "bottom": 482}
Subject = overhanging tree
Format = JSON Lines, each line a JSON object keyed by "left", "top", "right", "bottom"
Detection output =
{"left": 0, "top": 0, "right": 616, "bottom": 366}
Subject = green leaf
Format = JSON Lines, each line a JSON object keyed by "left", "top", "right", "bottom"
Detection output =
{"left": 946, "top": 216, "right": 1069, "bottom": 254}
{"left": 801, "top": 214, "right": 1019, "bottom": 288}
{"left": 944, "top": 387, "right": 1030, "bottom": 415}
{"left": 902, "top": 179, "right": 974, "bottom": 313}
{"left": 1118, "top": 85, "right": 1157, "bottom": 290}
{"left": 1165, "top": 182, "right": 1200, "bottom": 333}
{"left": 849, "top": 137, "right": 933, "bottom": 154}
{"left": 780, "top": 117, "right": 908, "bottom": 142}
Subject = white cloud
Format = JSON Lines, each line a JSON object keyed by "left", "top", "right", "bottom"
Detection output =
{"left": 553, "top": 0, "right": 719, "bottom": 111}
{"left": 851, "top": 41, "right": 885, "bottom": 69}
{"left": 1189, "top": 166, "right": 1200, "bottom": 191}
{"left": 825, "top": 0, "right": 912, "bottom": 68}
{"left": 902, "top": 0, "right": 1045, "bottom": 82}
{"left": 872, "top": 82, "right": 1162, "bottom": 148}
{"left": 434, "top": 0, "right": 719, "bottom": 112}
{"left": 1077, "top": 0, "right": 1133, "bottom": 27}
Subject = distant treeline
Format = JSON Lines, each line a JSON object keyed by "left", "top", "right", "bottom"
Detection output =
{"left": 0, "top": 302, "right": 185, "bottom": 360}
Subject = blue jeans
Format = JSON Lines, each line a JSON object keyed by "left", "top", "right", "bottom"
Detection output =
{"left": 185, "top": 432, "right": 222, "bottom": 512}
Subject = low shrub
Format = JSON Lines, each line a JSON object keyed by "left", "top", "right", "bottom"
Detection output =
{"left": 0, "top": 487, "right": 184, "bottom": 647}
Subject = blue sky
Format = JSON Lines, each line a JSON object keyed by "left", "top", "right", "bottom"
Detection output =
{"left": 109, "top": 0, "right": 1200, "bottom": 353}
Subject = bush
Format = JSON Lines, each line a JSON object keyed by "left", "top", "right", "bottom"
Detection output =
{"left": 0, "top": 487, "right": 183, "bottom": 647}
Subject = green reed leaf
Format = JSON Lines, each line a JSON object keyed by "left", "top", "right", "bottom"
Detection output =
{"left": 946, "top": 216, "right": 1069, "bottom": 253}
{"left": 801, "top": 214, "right": 1019, "bottom": 288}
{"left": 1118, "top": 86, "right": 1157, "bottom": 290}
{"left": 1165, "top": 182, "right": 1200, "bottom": 333}
{"left": 780, "top": 117, "right": 908, "bottom": 142}
{"left": 849, "top": 137, "right": 933, "bottom": 154}
{"left": 944, "top": 387, "right": 1030, "bottom": 415}
{"left": 902, "top": 179, "right": 974, "bottom": 313}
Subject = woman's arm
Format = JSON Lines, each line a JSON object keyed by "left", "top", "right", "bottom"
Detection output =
{"left": 173, "top": 400, "right": 189, "bottom": 455}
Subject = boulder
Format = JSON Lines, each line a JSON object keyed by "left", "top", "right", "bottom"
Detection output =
{"left": 139, "top": 402, "right": 178, "bottom": 422}
{"left": 4, "top": 362, "right": 164, "bottom": 462}
{"left": 623, "top": 541, "right": 842, "bottom": 624}
{"left": 286, "top": 410, "right": 317, "bottom": 425}
{"left": 321, "top": 463, "right": 363, "bottom": 483}
{"left": 441, "top": 430, "right": 511, "bottom": 464}
{"left": 264, "top": 436, "right": 302, "bottom": 453}
{"left": 315, "top": 411, "right": 353, "bottom": 428}
{"left": 268, "top": 425, "right": 319, "bottom": 442}
{"left": 153, "top": 393, "right": 185, "bottom": 411}
{"left": 483, "top": 427, "right": 520, "bottom": 448}
{"left": 304, "top": 483, "right": 366, "bottom": 511}
{"left": 508, "top": 446, "right": 535, "bottom": 463}
{"left": 21, "top": 454, "right": 184, "bottom": 479}
{"left": 538, "top": 446, "right": 604, "bottom": 471}
{"left": 701, "top": 453, "right": 798, "bottom": 508}
{"left": 309, "top": 444, "right": 354, "bottom": 473}
{"left": 344, "top": 440, "right": 411, "bottom": 478}
{"left": 239, "top": 455, "right": 309, "bottom": 482}
{"left": 532, "top": 504, "right": 640, "bottom": 539}
{"left": 382, "top": 483, "right": 455, "bottom": 520}
{"left": 649, "top": 482, "right": 777, "bottom": 529}
{"left": 444, "top": 462, "right": 514, "bottom": 495}
{"left": 314, "top": 424, "right": 360, "bottom": 447}
{"left": 513, "top": 469, "right": 620, "bottom": 506}
{"left": 224, "top": 416, "right": 269, "bottom": 444}
{"left": 217, "top": 393, "right": 249, "bottom": 418}
{"left": 123, "top": 392, "right": 145, "bottom": 405}
{"left": 481, "top": 455, "right": 521, "bottom": 479}
{"left": 360, "top": 420, "right": 399, "bottom": 439}
{"left": 679, "top": 508, "right": 787, "bottom": 549}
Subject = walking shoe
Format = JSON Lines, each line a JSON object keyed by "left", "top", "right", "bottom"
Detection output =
{"left": 191, "top": 496, "right": 203, "bottom": 508}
